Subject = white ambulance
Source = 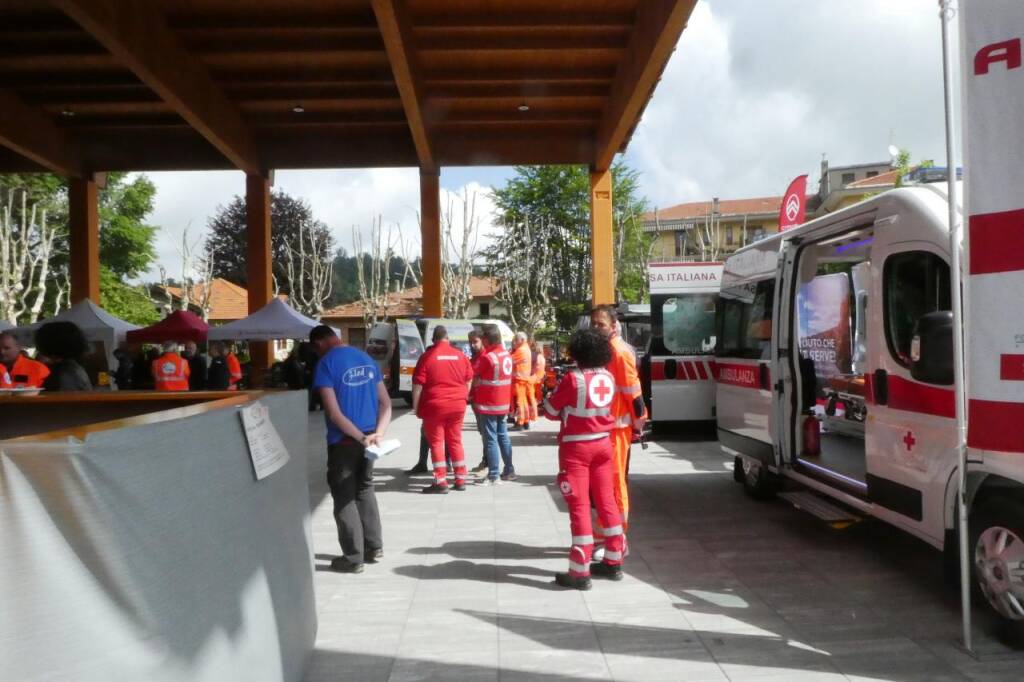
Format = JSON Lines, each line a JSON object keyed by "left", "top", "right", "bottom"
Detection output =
{"left": 646, "top": 262, "right": 722, "bottom": 424}
{"left": 716, "top": 183, "right": 1024, "bottom": 626}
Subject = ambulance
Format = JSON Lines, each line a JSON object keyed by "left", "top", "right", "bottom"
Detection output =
{"left": 716, "top": 184, "right": 1024, "bottom": 626}
{"left": 646, "top": 261, "right": 722, "bottom": 424}
{"left": 367, "top": 319, "right": 424, "bottom": 403}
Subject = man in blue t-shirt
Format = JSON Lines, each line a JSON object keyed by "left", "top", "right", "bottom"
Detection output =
{"left": 310, "top": 325, "right": 392, "bottom": 573}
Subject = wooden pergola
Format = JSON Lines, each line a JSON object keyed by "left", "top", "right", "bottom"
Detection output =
{"left": 0, "top": 0, "right": 695, "bottom": 369}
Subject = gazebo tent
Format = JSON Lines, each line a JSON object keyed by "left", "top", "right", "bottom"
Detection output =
{"left": 207, "top": 298, "right": 336, "bottom": 341}
{"left": 0, "top": 319, "right": 13, "bottom": 332}
{"left": 10, "top": 300, "right": 139, "bottom": 372}
{"left": 126, "top": 310, "right": 209, "bottom": 344}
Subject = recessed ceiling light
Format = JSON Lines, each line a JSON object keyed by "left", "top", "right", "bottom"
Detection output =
{"left": 517, "top": 102, "right": 530, "bottom": 112}
{"left": 292, "top": 104, "right": 305, "bottom": 113}
{"left": 60, "top": 109, "right": 75, "bottom": 117}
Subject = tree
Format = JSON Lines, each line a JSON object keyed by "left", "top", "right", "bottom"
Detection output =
{"left": 205, "top": 190, "right": 334, "bottom": 291}
{"left": 487, "top": 215, "right": 556, "bottom": 337}
{"left": 0, "top": 185, "right": 60, "bottom": 324}
{"left": 353, "top": 217, "right": 406, "bottom": 329}
{"left": 489, "top": 162, "right": 650, "bottom": 311}
{"left": 282, "top": 212, "right": 334, "bottom": 319}
{"left": 441, "top": 189, "right": 480, "bottom": 318}
{"left": 99, "top": 172, "right": 158, "bottom": 278}
{"left": 100, "top": 268, "right": 160, "bottom": 326}
{"left": 893, "top": 149, "right": 935, "bottom": 188}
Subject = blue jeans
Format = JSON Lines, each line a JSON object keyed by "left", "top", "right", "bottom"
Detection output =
{"left": 480, "top": 414, "right": 513, "bottom": 479}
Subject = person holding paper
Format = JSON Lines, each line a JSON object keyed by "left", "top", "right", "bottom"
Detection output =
{"left": 310, "top": 325, "right": 392, "bottom": 573}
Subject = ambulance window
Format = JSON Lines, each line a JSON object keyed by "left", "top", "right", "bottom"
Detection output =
{"left": 662, "top": 294, "right": 717, "bottom": 355}
{"left": 883, "top": 251, "right": 951, "bottom": 368}
{"left": 716, "top": 279, "right": 775, "bottom": 359}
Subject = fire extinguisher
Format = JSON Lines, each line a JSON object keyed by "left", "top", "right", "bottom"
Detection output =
{"left": 802, "top": 414, "right": 821, "bottom": 457}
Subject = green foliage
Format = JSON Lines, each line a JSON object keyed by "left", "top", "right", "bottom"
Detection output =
{"left": 893, "top": 150, "right": 935, "bottom": 189}
{"left": 328, "top": 247, "right": 416, "bottom": 307}
{"left": 204, "top": 190, "right": 334, "bottom": 291}
{"left": 99, "top": 267, "right": 160, "bottom": 325}
{"left": 99, "top": 172, "right": 158, "bottom": 278}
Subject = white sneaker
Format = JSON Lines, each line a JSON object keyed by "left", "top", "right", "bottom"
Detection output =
{"left": 478, "top": 478, "right": 502, "bottom": 487}
{"left": 592, "top": 545, "right": 606, "bottom": 562}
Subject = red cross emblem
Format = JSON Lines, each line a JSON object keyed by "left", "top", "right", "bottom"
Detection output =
{"left": 903, "top": 431, "right": 916, "bottom": 451}
{"left": 589, "top": 374, "right": 614, "bottom": 407}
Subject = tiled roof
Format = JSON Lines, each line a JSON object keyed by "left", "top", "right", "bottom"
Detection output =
{"left": 845, "top": 168, "right": 900, "bottom": 189}
{"left": 162, "top": 278, "right": 288, "bottom": 321}
{"left": 321, "top": 276, "right": 497, "bottom": 322}
{"left": 641, "top": 195, "right": 785, "bottom": 223}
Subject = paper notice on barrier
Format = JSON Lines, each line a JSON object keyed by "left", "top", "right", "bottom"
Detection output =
{"left": 239, "top": 401, "right": 291, "bottom": 480}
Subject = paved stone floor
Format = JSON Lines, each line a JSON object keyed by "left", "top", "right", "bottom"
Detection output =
{"left": 302, "top": 406, "right": 1022, "bottom": 681}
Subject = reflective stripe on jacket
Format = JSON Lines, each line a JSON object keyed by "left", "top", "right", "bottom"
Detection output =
{"left": 541, "top": 368, "right": 616, "bottom": 444}
{"left": 2, "top": 354, "right": 50, "bottom": 388}
{"left": 152, "top": 352, "right": 190, "bottom": 391}
{"left": 473, "top": 344, "right": 513, "bottom": 415}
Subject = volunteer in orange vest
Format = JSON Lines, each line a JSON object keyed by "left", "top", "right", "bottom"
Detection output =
{"left": 590, "top": 305, "right": 647, "bottom": 523}
{"left": 226, "top": 345, "right": 243, "bottom": 390}
{"left": 530, "top": 339, "right": 547, "bottom": 402}
{"left": 541, "top": 328, "right": 625, "bottom": 590}
{"left": 0, "top": 331, "right": 50, "bottom": 388}
{"left": 510, "top": 332, "right": 535, "bottom": 430}
{"left": 472, "top": 327, "right": 515, "bottom": 484}
{"left": 152, "top": 340, "right": 190, "bottom": 391}
{"left": 413, "top": 325, "right": 474, "bottom": 494}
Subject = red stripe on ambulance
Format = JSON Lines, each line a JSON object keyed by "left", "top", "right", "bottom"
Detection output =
{"left": 968, "top": 208, "right": 1024, "bottom": 275}
{"left": 865, "top": 373, "right": 955, "bottom": 418}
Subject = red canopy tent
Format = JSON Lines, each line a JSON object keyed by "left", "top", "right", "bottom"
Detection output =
{"left": 126, "top": 310, "right": 209, "bottom": 343}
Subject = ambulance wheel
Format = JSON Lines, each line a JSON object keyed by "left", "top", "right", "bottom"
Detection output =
{"left": 970, "top": 495, "right": 1024, "bottom": 627}
{"left": 737, "top": 457, "right": 775, "bottom": 500}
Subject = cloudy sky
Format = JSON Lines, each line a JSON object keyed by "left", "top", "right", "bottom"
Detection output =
{"left": 143, "top": 0, "right": 957, "bottom": 281}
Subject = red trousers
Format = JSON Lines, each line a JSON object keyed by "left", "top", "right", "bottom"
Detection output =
{"left": 423, "top": 410, "right": 467, "bottom": 486}
{"left": 557, "top": 436, "right": 625, "bottom": 578}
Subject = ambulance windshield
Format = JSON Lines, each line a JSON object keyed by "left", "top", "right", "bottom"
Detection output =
{"left": 661, "top": 293, "right": 717, "bottom": 355}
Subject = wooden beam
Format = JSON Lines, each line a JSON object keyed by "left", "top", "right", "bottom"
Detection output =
{"left": 246, "top": 174, "right": 273, "bottom": 384}
{"left": 420, "top": 169, "right": 442, "bottom": 317}
{"left": 54, "top": 0, "right": 261, "bottom": 174}
{"left": 593, "top": 0, "right": 696, "bottom": 171}
{"left": 69, "top": 175, "right": 99, "bottom": 304}
{"left": 371, "top": 0, "right": 434, "bottom": 171}
{"left": 590, "top": 168, "right": 615, "bottom": 306}
{"left": 0, "top": 88, "right": 83, "bottom": 176}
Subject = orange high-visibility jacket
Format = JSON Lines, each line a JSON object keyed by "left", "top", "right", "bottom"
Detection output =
{"left": 152, "top": 352, "right": 190, "bottom": 391}
{"left": 226, "top": 352, "right": 242, "bottom": 390}
{"left": 608, "top": 334, "right": 646, "bottom": 429}
{"left": 511, "top": 344, "right": 532, "bottom": 382}
{"left": 1, "top": 354, "right": 50, "bottom": 388}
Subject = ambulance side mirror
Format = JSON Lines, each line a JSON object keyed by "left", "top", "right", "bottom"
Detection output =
{"left": 910, "top": 311, "right": 954, "bottom": 386}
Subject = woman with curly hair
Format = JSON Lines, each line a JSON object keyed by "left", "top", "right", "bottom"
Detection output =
{"left": 540, "top": 328, "right": 626, "bottom": 590}
{"left": 34, "top": 321, "right": 92, "bottom": 392}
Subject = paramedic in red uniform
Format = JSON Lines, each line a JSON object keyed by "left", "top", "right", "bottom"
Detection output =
{"left": 413, "top": 325, "right": 474, "bottom": 494}
{"left": 590, "top": 305, "right": 647, "bottom": 524}
{"left": 472, "top": 327, "right": 515, "bottom": 484}
{"left": 542, "top": 328, "right": 626, "bottom": 590}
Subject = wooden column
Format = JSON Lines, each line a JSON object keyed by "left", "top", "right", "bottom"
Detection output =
{"left": 246, "top": 174, "right": 273, "bottom": 385}
{"left": 69, "top": 175, "right": 99, "bottom": 303}
{"left": 420, "top": 168, "right": 442, "bottom": 317}
{"left": 590, "top": 168, "right": 615, "bottom": 306}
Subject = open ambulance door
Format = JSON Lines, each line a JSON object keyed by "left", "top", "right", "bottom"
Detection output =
{"left": 772, "top": 238, "right": 801, "bottom": 471}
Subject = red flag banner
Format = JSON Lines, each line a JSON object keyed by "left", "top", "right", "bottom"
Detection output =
{"left": 961, "top": 1, "right": 1024, "bottom": 452}
{"left": 778, "top": 174, "right": 808, "bottom": 232}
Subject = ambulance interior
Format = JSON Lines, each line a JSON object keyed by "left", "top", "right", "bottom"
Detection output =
{"left": 791, "top": 229, "right": 873, "bottom": 490}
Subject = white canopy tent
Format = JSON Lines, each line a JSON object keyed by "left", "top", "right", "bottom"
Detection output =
{"left": 207, "top": 298, "right": 337, "bottom": 342}
{"left": 10, "top": 300, "right": 139, "bottom": 377}
{"left": 0, "top": 319, "right": 13, "bottom": 332}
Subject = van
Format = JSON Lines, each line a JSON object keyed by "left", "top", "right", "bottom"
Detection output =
{"left": 367, "top": 319, "right": 424, "bottom": 403}
{"left": 416, "top": 318, "right": 476, "bottom": 357}
{"left": 716, "top": 184, "right": 1024, "bottom": 627}
{"left": 472, "top": 319, "right": 515, "bottom": 350}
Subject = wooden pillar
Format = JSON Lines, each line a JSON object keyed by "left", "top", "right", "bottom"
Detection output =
{"left": 590, "top": 167, "right": 615, "bottom": 306}
{"left": 68, "top": 175, "right": 99, "bottom": 304}
{"left": 246, "top": 173, "right": 273, "bottom": 385}
{"left": 420, "top": 168, "right": 442, "bottom": 317}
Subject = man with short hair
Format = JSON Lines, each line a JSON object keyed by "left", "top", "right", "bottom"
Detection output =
{"left": 510, "top": 331, "right": 535, "bottom": 431}
{"left": 225, "top": 344, "right": 243, "bottom": 390}
{"left": 182, "top": 340, "right": 208, "bottom": 391}
{"left": 152, "top": 341, "right": 190, "bottom": 392}
{"left": 310, "top": 324, "right": 391, "bottom": 573}
{"left": 207, "top": 342, "right": 231, "bottom": 391}
{"left": 472, "top": 327, "right": 515, "bottom": 484}
{"left": 413, "top": 325, "right": 473, "bottom": 493}
{"left": 0, "top": 331, "right": 50, "bottom": 389}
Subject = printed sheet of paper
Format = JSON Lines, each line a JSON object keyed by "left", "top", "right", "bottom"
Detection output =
{"left": 365, "top": 438, "right": 401, "bottom": 460}
{"left": 239, "top": 400, "right": 291, "bottom": 480}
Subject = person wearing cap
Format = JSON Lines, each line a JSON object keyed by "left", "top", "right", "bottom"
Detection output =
{"left": 412, "top": 325, "right": 473, "bottom": 494}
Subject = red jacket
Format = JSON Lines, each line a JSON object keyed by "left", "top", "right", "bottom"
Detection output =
{"left": 541, "top": 367, "right": 616, "bottom": 444}
{"left": 473, "top": 344, "right": 513, "bottom": 415}
{"left": 413, "top": 339, "right": 473, "bottom": 414}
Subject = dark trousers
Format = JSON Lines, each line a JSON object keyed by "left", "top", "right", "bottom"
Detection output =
{"left": 327, "top": 440, "right": 382, "bottom": 563}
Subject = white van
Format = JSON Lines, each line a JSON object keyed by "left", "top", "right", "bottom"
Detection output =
{"left": 716, "top": 184, "right": 1024, "bottom": 627}
{"left": 647, "top": 262, "right": 722, "bottom": 424}
{"left": 367, "top": 319, "right": 424, "bottom": 402}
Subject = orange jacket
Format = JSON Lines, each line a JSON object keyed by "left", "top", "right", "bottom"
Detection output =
{"left": 511, "top": 343, "right": 532, "bottom": 383}
{"left": 226, "top": 352, "right": 242, "bottom": 390}
{"left": 152, "top": 352, "right": 190, "bottom": 391}
{"left": 608, "top": 333, "right": 646, "bottom": 428}
{"left": 530, "top": 351, "right": 546, "bottom": 385}
{"left": 1, "top": 354, "right": 50, "bottom": 388}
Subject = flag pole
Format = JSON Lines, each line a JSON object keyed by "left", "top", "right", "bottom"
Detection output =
{"left": 938, "top": 0, "right": 971, "bottom": 654}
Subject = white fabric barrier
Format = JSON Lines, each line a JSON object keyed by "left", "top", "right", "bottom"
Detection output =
{"left": 0, "top": 391, "right": 316, "bottom": 682}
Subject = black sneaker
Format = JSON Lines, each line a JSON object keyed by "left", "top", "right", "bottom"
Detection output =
{"left": 330, "top": 557, "right": 364, "bottom": 573}
{"left": 554, "top": 572, "right": 592, "bottom": 591}
{"left": 365, "top": 548, "right": 383, "bottom": 563}
{"left": 524, "top": 423, "right": 531, "bottom": 431}
{"left": 590, "top": 562, "right": 624, "bottom": 581}
{"left": 453, "top": 481, "right": 467, "bottom": 491}
{"left": 405, "top": 464, "right": 429, "bottom": 475}
{"left": 421, "top": 483, "right": 450, "bottom": 495}
{"left": 509, "top": 424, "right": 524, "bottom": 432}
{"left": 500, "top": 471, "right": 519, "bottom": 482}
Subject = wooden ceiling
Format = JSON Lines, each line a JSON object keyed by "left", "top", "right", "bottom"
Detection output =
{"left": 0, "top": 0, "right": 696, "bottom": 176}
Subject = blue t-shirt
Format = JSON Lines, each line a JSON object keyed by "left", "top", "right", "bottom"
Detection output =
{"left": 312, "top": 346, "right": 381, "bottom": 444}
